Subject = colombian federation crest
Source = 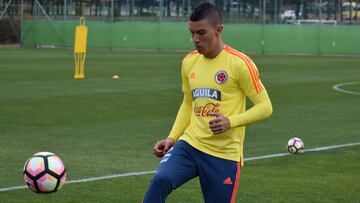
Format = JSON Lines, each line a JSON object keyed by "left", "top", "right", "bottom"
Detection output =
{"left": 215, "top": 70, "right": 228, "bottom": 84}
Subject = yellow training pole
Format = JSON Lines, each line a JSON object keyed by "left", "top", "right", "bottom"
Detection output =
{"left": 74, "top": 17, "right": 87, "bottom": 79}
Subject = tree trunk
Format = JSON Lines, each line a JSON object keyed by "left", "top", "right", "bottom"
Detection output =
{"left": 176, "top": 0, "right": 180, "bottom": 17}
{"left": 167, "top": 0, "right": 171, "bottom": 17}
{"left": 303, "top": 0, "right": 308, "bottom": 19}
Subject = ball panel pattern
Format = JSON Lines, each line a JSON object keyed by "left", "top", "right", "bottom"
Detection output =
{"left": 26, "top": 157, "right": 45, "bottom": 177}
{"left": 287, "top": 137, "right": 304, "bottom": 154}
{"left": 37, "top": 173, "right": 58, "bottom": 192}
{"left": 23, "top": 152, "right": 67, "bottom": 193}
{"left": 48, "top": 156, "right": 65, "bottom": 176}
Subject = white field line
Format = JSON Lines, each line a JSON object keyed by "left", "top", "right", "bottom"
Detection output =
{"left": 332, "top": 81, "right": 360, "bottom": 95}
{"left": 1, "top": 142, "right": 359, "bottom": 192}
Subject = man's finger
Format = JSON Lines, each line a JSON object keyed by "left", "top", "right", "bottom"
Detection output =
{"left": 213, "top": 131, "right": 223, "bottom": 135}
{"left": 153, "top": 148, "right": 163, "bottom": 155}
{"left": 153, "top": 150, "right": 164, "bottom": 157}
{"left": 208, "top": 111, "right": 221, "bottom": 117}
{"left": 210, "top": 124, "right": 224, "bottom": 130}
{"left": 153, "top": 143, "right": 163, "bottom": 152}
{"left": 211, "top": 127, "right": 223, "bottom": 133}
{"left": 153, "top": 141, "right": 165, "bottom": 155}
{"left": 154, "top": 146, "right": 163, "bottom": 152}
{"left": 212, "top": 130, "right": 223, "bottom": 135}
{"left": 163, "top": 144, "right": 170, "bottom": 154}
{"left": 209, "top": 117, "right": 222, "bottom": 125}
{"left": 209, "top": 121, "right": 223, "bottom": 128}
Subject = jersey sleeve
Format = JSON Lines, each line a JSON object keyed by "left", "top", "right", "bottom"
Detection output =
{"left": 181, "top": 59, "right": 191, "bottom": 94}
{"left": 167, "top": 58, "right": 192, "bottom": 141}
{"left": 228, "top": 90, "right": 272, "bottom": 128}
{"left": 167, "top": 92, "right": 192, "bottom": 141}
{"left": 228, "top": 56, "right": 272, "bottom": 128}
{"left": 238, "top": 57, "right": 264, "bottom": 96}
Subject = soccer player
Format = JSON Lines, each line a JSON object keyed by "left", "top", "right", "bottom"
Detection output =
{"left": 143, "top": 2, "right": 272, "bottom": 203}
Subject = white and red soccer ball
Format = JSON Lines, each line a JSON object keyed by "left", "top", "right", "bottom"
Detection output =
{"left": 23, "top": 152, "right": 67, "bottom": 193}
{"left": 287, "top": 137, "right": 304, "bottom": 154}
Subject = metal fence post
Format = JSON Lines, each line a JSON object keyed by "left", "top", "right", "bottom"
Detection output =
{"left": 64, "top": 0, "right": 67, "bottom": 21}
{"left": 21, "top": 0, "right": 24, "bottom": 47}
{"left": 274, "top": 0, "right": 277, "bottom": 24}
{"left": 111, "top": 0, "right": 114, "bottom": 22}
{"left": 159, "top": 0, "right": 163, "bottom": 21}
{"left": 262, "top": 0, "right": 266, "bottom": 24}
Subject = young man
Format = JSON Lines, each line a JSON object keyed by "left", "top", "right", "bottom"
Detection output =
{"left": 143, "top": 3, "right": 272, "bottom": 203}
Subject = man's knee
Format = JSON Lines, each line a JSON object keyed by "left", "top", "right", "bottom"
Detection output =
{"left": 151, "top": 171, "right": 176, "bottom": 189}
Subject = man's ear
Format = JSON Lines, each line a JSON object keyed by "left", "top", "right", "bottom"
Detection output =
{"left": 215, "top": 24, "right": 223, "bottom": 36}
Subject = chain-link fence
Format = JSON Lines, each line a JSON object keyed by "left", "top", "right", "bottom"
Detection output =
{"left": 3, "top": 0, "right": 360, "bottom": 22}
{"left": 1, "top": 0, "right": 360, "bottom": 47}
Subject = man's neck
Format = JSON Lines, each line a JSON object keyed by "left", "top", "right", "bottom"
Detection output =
{"left": 204, "top": 42, "right": 224, "bottom": 59}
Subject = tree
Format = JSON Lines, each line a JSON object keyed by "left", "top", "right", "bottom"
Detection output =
{"left": 75, "top": 0, "right": 82, "bottom": 16}
{"left": 176, "top": 0, "right": 180, "bottom": 17}
{"left": 115, "top": 0, "right": 122, "bottom": 17}
{"left": 166, "top": 0, "right": 171, "bottom": 17}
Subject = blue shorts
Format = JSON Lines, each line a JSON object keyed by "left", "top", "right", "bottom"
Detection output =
{"left": 143, "top": 140, "right": 241, "bottom": 203}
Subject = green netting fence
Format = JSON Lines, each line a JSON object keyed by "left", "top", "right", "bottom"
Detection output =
{"left": 23, "top": 20, "right": 360, "bottom": 55}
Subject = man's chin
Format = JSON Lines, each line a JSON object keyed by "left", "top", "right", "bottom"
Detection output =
{"left": 196, "top": 48, "right": 205, "bottom": 54}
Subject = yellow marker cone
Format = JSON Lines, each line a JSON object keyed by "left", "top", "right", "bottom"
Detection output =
{"left": 74, "top": 17, "right": 87, "bottom": 79}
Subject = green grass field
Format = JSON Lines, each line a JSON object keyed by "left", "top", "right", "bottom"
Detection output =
{"left": 0, "top": 48, "right": 359, "bottom": 202}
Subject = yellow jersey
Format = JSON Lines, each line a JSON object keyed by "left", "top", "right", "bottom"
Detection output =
{"left": 168, "top": 45, "right": 272, "bottom": 164}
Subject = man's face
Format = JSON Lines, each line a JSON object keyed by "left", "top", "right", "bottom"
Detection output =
{"left": 188, "top": 18, "right": 222, "bottom": 56}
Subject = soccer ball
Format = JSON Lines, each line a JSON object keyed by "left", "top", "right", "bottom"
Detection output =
{"left": 23, "top": 152, "right": 67, "bottom": 193}
{"left": 287, "top": 137, "right": 304, "bottom": 154}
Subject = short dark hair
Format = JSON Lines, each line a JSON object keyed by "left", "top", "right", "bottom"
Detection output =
{"left": 190, "top": 2, "right": 222, "bottom": 25}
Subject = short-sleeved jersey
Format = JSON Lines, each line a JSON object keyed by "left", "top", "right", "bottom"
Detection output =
{"left": 179, "top": 45, "right": 265, "bottom": 163}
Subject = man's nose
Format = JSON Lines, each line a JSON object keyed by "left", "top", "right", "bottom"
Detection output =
{"left": 192, "top": 34, "right": 200, "bottom": 43}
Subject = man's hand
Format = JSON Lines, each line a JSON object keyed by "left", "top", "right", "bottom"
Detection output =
{"left": 153, "top": 138, "right": 175, "bottom": 158}
{"left": 209, "top": 112, "right": 230, "bottom": 135}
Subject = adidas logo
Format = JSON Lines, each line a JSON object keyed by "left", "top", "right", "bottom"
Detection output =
{"left": 189, "top": 72, "right": 196, "bottom": 80}
{"left": 223, "top": 177, "right": 233, "bottom": 185}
